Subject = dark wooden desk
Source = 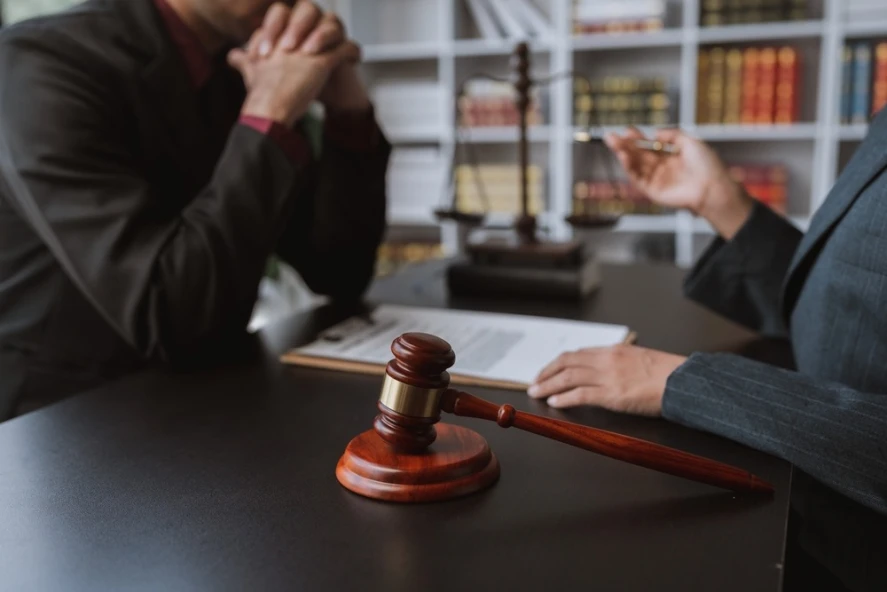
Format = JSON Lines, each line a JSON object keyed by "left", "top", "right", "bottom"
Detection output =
{"left": 0, "top": 263, "right": 791, "bottom": 592}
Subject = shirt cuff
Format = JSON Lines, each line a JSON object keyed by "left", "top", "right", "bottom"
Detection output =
{"left": 238, "top": 115, "right": 312, "bottom": 166}
{"left": 324, "top": 106, "right": 379, "bottom": 153}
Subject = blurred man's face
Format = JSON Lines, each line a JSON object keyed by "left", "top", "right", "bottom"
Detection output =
{"left": 192, "top": 0, "right": 296, "bottom": 45}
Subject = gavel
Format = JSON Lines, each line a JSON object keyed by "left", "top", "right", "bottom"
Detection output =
{"left": 336, "top": 333, "right": 773, "bottom": 503}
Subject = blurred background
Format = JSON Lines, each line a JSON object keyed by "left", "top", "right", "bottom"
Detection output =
{"left": 2, "top": 0, "right": 886, "bottom": 324}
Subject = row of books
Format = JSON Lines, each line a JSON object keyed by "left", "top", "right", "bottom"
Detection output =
{"left": 389, "top": 151, "right": 786, "bottom": 222}
{"left": 376, "top": 242, "right": 445, "bottom": 278}
{"left": 572, "top": 163, "right": 789, "bottom": 217}
{"left": 840, "top": 41, "right": 887, "bottom": 125}
{"left": 574, "top": 76, "right": 674, "bottom": 127}
{"left": 572, "top": 182, "right": 666, "bottom": 216}
{"left": 459, "top": 79, "right": 545, "bottom": 127}
{"left": 464, "top": 0, "right": 552, "bottom": 40}
{"left": 572, "top": 0, "right": 667, "bottom": 34}
{"left": 727, "top": 164, "right": 788, "bottom": 213}
{"left": 700, "top": 0, "right": 810, "bottom": 27}
{"left": 574, "top": 0, "right": 812, "bottom": 33}
{"left": 464, "top": 0, "right": 876, "bottom": 41}
{"left": 697, "top": 45, "right": 801, "bottom": 125}
{"left": 455, "top": 164, "right": 545, "bottom": 215}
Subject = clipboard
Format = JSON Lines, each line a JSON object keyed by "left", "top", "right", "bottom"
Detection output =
{"left": 281, "top": 330, "right": 637, "bottom": 392}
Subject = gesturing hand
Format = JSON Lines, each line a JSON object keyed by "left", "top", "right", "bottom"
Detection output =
{"left": 604, "top": 128, "right": 733, "bottom": 213}
{"left": 604, "top": 127, "right": 755, "bottom": 239}
{"left": 527, "top": 345, "right": 687, "bottom": 416}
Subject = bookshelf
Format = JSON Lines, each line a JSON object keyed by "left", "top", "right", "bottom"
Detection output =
{"left": 696, "top": 19, "right": 824, "bottom": 43}
{"left": 339, "top": 0, "right": 887, "bottom": 268}
{"left": 339, "top": 0, "right": 887, "bottom": 267}
{"left": 363, "top": 43, "right": 443, "bottom": 62}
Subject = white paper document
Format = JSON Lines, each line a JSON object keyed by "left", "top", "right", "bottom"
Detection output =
{"left": 293, "top": 305, "right": 630, "bottom": 386}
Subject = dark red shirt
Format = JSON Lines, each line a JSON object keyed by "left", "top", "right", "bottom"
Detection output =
{"left": 152, "top": 0, "right": 376, "bottom": 163}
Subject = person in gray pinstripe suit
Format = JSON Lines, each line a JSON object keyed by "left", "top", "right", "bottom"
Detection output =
{"left": 528, "top": 112, "right": 887, "bottom": 591}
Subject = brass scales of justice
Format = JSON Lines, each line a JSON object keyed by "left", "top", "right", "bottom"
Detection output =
{"left": 434, "top": 42, "right": 615, "bottom": 299}
{"left": 433, "top": 42, "right": 680, "bottom": 300}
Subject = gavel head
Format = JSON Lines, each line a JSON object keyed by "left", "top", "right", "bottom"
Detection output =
{"left": 373, "top": 333, "right": 456, "bottom": 453}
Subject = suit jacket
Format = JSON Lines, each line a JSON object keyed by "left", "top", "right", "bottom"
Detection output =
{"left": 663, "top": 107, "right": 887, "bottom": 591}
{"left": 0, "top": 0, "right": 390, "bottom": 419}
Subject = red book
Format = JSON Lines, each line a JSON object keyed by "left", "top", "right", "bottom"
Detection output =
{"left": 873, "top": 42, "right": 887, "bottom": 117}
{"left": 474, "top": 98, "right": 485, "bottom": 126}
{"left": 745, "top": 166, "right": 768, "bottom": 204}
{"left": 760, "top": 165, "right": 777, "bottom": 208}
{"left": 741, "top": 48, "right": 760, "bottom": 125}
{"left": 491, "top": 98, "right": 505, "bottom": 126}
{"left": 484, "top": 99, "right": 495, "bottom": 126}
{"left": 458, "top": 97, "right": 472, "bottom": 126}
{"left": 492, "top": 98, "right": 504, "bottom": 126}
{"left": 775, "top": 47, "right": 800, "bottom": 124}
{"left": 756, "top": 48, "right": 777, "bottom": 124}
{"left": 767, "top": 165, "right": 788, "bottom": 214}
{"left": 475, "top": 99, "right": 486, "bottom": 126}
{"left": 470, "top": 97, "right": 484, "bottom": 126}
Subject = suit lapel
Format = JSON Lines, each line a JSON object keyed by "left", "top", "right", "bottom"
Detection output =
{"left": 111, "top": 0, "right": 208, "bottom": 171}
{"left": 782, "top": 109, "right": 887, "bottom": 318}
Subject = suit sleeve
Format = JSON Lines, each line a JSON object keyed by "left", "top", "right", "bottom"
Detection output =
{"left": 684, "top": 201, "right": 803, "bottom": 337}
{"left": 275, "top": 114, "right": 391, "bottom": 301}
{"left": 663, "top": 353, "right": 887, "bottom": 515}
{"left": 0, "top": 32, "right": 309, "bottom": 363}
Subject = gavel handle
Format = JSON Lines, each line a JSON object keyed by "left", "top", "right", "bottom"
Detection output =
{"left": 439, "top": 389, "right": 773, "bottom": 495}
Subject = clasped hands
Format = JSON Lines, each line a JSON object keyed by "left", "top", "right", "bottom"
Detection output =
{"left": 229, "top": 1, "right": 370, "bottom": 128}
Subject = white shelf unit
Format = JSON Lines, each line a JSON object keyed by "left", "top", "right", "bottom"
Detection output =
{"left": 334, "top": 0, "right": 887, "bottom": 267}
{"left": 363, "top": 42, "right": 443, "bottom": 62}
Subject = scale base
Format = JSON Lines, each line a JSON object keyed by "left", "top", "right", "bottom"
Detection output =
{"left": 448, "top": 235, "right": 601, "bottom": 300}
{"left": 466, "top": 238, "right": 584, "bottom": 268}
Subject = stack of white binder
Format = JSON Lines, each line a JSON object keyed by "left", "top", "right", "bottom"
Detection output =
{"left": 465, "top": 0, "right": 553, "bottom": 40}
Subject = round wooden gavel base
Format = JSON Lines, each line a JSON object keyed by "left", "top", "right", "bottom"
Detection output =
{"left": 336, "top": 423, "right": 500, "bottom": 503}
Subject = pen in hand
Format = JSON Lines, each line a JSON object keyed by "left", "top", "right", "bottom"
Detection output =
{"left": 575, "top": 130, "right": 680, "bottom": 156}
{"left": 633, "top": 139, "right": 680, "bottom": 156}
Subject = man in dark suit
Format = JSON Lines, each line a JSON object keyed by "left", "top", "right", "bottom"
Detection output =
{"left": 529, "top": 120, "right": 887, "bottom": 590}
{"left": 0, "top": 0, "right": 390, "bottom": 419}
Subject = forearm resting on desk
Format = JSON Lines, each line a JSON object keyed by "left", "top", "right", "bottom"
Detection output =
{"left": 665, "top": 352, "right": 887, "bottom": 515}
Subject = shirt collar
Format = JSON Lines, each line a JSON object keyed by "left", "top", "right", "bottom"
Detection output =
{"left": 153, "top": 0, "right": 214, "bottom": 89}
